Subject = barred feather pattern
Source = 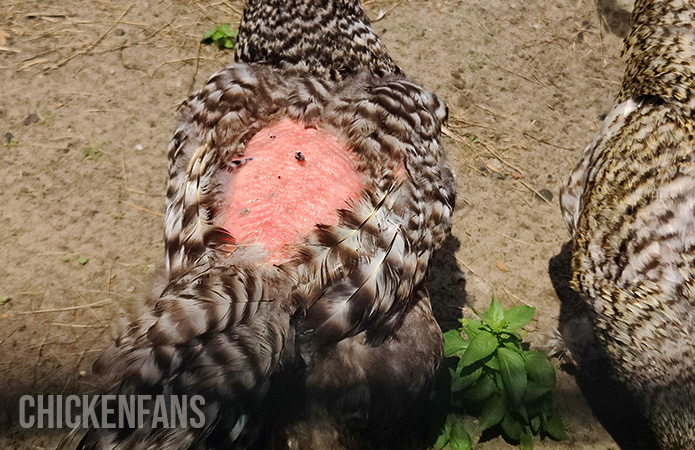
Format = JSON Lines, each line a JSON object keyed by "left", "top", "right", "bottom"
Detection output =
{"left": 165, "top": 64, "right": 455, "bottom": 348}
{"left": 82, "top": 56, "right": 453, "bottom": 450}
{"left": 560, "top": 1, "right": 695, "bottom": 447}
{"left": 234, "top": 0, "right": 401, "bottom": 80}
{"left": 80, "top": 0, "right": 456, "bottom": 446}
{"left": 75, "top": 260, "right": 296, "bottom": 450}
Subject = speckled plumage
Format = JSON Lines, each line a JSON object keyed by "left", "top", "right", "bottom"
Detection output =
{"left": 560, "top": 0, "right": 695, "bottom": 447}
{"left": 72, "top": 0, "right": 456, "bottom": 448}
{"left": 233, "top": 0, "right": 401, "bottom": 81}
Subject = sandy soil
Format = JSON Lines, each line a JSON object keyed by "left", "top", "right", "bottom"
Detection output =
{"left": 1, "top": 0, "right": 642, "bottom": 448}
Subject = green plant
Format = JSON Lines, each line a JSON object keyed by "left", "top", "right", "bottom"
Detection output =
{"left": 82, "top": 147, "right": 102, "bottom": 160}
{"left": 434, "top": 414, "right": 473, "bottom": 450}
{"left": 60, "top": 255, "right": 89, "bottom": 266}
{"left": 436, "top": 298, "right": 566, "bottom": 450}
{"left": 202, "top": 23, "right": 237, "bottom": 50}
{"left": 4, "top": 133, "right": 18, "bottom": 148}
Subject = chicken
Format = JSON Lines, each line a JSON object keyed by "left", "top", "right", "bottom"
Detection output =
{"left": 560, "top": 0, "right": 695, "bottom": 447}
{"left": 71, "top": 0, "right": 456, "bottom": 448}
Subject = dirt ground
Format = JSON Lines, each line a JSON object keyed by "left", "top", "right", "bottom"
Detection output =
{"left": 0, "top": 0, "right": 642, "bottom": 448}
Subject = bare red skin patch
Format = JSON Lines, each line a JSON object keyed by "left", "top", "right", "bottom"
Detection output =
{"left": 220, "top": 119, "right": 364, "bottom": 263}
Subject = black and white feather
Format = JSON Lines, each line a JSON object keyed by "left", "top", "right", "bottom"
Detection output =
{"left": 72, "top": 0, "right": 456, "bottom": 448}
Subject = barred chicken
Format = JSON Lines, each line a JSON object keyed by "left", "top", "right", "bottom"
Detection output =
{"left": 73, "top": 0, "right": 456, "bottom": 448}
{"left": 560, "top": 0, "right": 695, "bottom": 447}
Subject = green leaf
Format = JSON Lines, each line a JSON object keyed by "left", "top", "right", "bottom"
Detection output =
{"left": 77, "top": 257, "right": 89, "bottom": 266}
{"left": 443, "top": 329, "right": 469, "bottom": 357}
{"left": 517, "top": 404, "right": 529, "bottom": 422}
{"left": 520, "top": 426, "right": 534, "bottom": 450}
{"left": 0, "top": 296, "right": 10, "bottom": 305}
{"left": 524, "top": 351, "right": 556, "bottom": 388}
{"left": 432, "top": 415, "right": 453, "bottom": 450}
{"left": 501, "top": 412, "right": 523, "bottom": 440}
{"left": 524, "top": 381, "right": 553, "bottom": 402}
{"left": 497, "top": 347, "right": 527, "bottom": 406}
{"left": 460, "top": 372, "right": 496, "bottom": 401}
{"left": 202, "top": 24, "right": 236, "bottom": 50}
{"left": 502, "top": 341, "right": 523, "bottom": 352}
{"left": 432, "top": 433, "right": 448, "bottom": 450}
{"left": 542, "top": 413, "right": 567, "bottom": 441}
{"left": 478, "top": 297, "right": 504, "bottom": 330}
{"left": 478, "top": 394, "right": 505, "bottom": 430}
{"left": 459, "top": 330, "right": 497, "bottom": 368}
{"left": 530, "top": 416, "right": 541, "bottom": 434}
{"left": 485, "top": 355, "right": 500, "bottom": 370}
{"left": 461, "top": 318, "right": 483, "bottom": 339}
{"left": 451, "top": 366, "right": 482, "bottom": 392}
{"left": 498, "top": 334, "right": 523, "bottom": 352}
{"left": 499, "top": 330, "right": 523, "bottom": 343}
{"left": 494, "top": 370, "right": 505, "bottom": 391}
{"left": 82, "top": 148, "right": 102, "bottom": 160}
{"left": 449, "top": 420, "right": 473, "bottom": 450}
{"left": 503, "top": 305, "right": 535, "bottom": 331}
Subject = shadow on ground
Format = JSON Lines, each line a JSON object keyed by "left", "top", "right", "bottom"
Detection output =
{"left": 549, "top": 241, "right": 657, "bottom": 450}
{"left": 0, "top": 378, "right": 99, "bottom": 445}
{"left": 597, "top": 0, "right": 632, "bottom": 38}
{"left": 428, "top": 233, "right": 467, "bottom": 333}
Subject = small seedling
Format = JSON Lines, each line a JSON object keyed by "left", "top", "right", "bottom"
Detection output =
{"left": 436, "top": 297, "right": 566, "bottom": 450}
{"left": 83, "top": 147, "right": 102, "bottom": 160}
{"left": 61, "top": 255, "right": 89, "bottom": 265}
{"left": 0, "top": 296, "right": 10, "bottom": 305}
{"left": 202, "top": 23, "right": 237, "bottom": 50}
{"left": 4, "top": 132, "right": 18, "bottom": 148}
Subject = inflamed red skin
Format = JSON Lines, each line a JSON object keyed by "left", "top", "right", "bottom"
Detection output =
{"left": 221, "top": 119, "right": 364, "bottom": 263}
